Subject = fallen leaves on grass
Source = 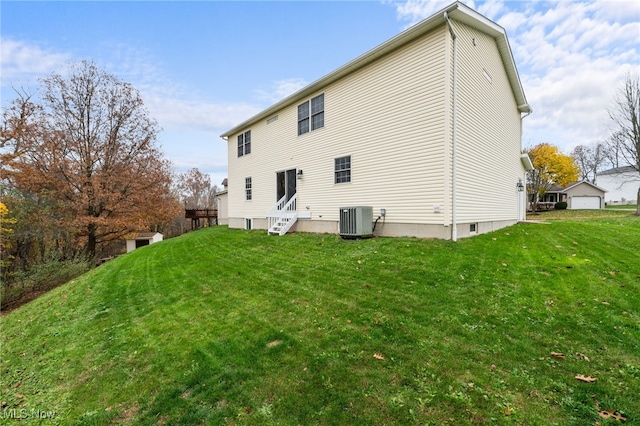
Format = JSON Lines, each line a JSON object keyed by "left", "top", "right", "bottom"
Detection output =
{"left": 576, "top": 353, "right": 590, "bottom": 362}
{"left": 266, "top": 340, "right": 282, "bottom": 348}
{"left": 598, "top": 408, "right": 627, "bottom": 421}
{"left": 575, "top": 374, "right": 597, "bottom": 383}
{"left": 550, "top": 352, "right": 565, "bottom": 358}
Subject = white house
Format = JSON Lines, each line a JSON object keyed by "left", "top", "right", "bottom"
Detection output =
{"left": 597, "top": 166, "right": 640, "bottom": 205}
{"left": 220, "top": 2, "right": 532, "bottom": 240}
{"left": 217, "top": 178, "right": 229, "bottom": 225}
{"left": 125, "top": 232, "right": 163, "bottom": 253}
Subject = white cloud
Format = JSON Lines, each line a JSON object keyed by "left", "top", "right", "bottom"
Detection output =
{"left": 393, "top": 0, "right": 640, "bottom": 153}
{"left": 476, "top": 0, "right": 504, "bottom": 20}
{"left": 0, "top": 37, "right": 252, "bottom": 181}
{"left": 0, "top": 38, "right": 69, "bottom": 84}
{"left": 255, "top": 78, "right": 309, "bottom": 104}
{"left": 145, "top": 93, "right": 261, "bottom": 133}
{"left": 395, "top": 0, "right": 478, "bottom": 28}
{"left": 592, "top": 0, "right": 640, "bottom": 23}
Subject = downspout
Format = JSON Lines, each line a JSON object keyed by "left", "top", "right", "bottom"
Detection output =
{"left": 445, "top": 11, "right": 459, "bottom": 241}
{"left": 519, "top": 106, "right": 532, "bottom": 221}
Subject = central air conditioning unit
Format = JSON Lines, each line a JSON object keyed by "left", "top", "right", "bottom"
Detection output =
{"left": 339, "top": 206, "right": 373, "bottom": 238}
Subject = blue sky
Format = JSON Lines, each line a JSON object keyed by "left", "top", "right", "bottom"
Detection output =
{"left": 2, "top": 1, "right": 639, "bottom": 187}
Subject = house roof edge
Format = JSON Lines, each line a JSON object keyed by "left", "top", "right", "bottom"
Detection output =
{"left": 220, "top": 1, "right": 530, "bottom": 138}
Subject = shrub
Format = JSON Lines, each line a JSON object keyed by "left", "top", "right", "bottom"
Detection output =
{"left": 554, "top": 201, "right": 568, "bottom": 210}
{"left": 0, "top": 256, "right": 92, "bottom": 311}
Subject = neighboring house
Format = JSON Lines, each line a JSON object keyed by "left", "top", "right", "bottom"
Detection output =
{"left": 597, "top": 166, "right": 640, "bottom": 205}
{"left": 220, "top": 1, "right": 532, "bottom": 240}
{"left": 217, "top": 178, "right": 229, "bottom": 225}
{"left": 125, "top": 232, "right": 163, "bottom": 253}
{"left": 540, "top": 181, "right": 606, "bottom": 210}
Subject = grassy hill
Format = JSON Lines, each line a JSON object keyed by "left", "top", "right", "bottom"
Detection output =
{"left": 1, "top": 217, "right": 639, "bottom": 425}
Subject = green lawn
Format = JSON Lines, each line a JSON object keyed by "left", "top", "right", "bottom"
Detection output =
{"left": 1, "top": 218, "right": 639, "bottom": 425}
{"left": 527, "top": 208, "right": 636, "bottom": 220}
{"left": 606, "top": 204, "right": 638, "bottom": 210}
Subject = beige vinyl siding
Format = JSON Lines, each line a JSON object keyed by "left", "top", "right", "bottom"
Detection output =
{"left": 228, "top": 26, "right": 449, "bottom": 226}
{"left": 566, "top": 183, "right": 605, "bottom": 197}
{"left": 227, "top": 107, "right": 300, "bottom": 219}
{"left": 453, "top": 22, "right": 523, "bottom": 223}
{"left": 299, "top": 26, "right": 448, "bottom": 224}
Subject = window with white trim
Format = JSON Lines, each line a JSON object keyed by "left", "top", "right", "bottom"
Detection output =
{"left": 334, "top": 155, "right": 351, "bottom": 184}
{"left": 298, "top": 93, "right": 324, "bottom": 135}
{"left": 237, "top": 130, "right": 251, "bottom": 157}
{"left": 245, "top": 177, "right": 252, "bottom": 200}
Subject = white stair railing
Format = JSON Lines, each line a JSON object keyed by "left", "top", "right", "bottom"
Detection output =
{"left": 267, "top": 194, "right": 298, "bottom": 235}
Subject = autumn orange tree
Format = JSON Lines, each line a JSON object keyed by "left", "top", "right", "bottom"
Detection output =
{"left": 524, "top": 143, "right": 579, "bottom": 208}
{"left": 1, "top": 61, "right": 179, "bottom": 258}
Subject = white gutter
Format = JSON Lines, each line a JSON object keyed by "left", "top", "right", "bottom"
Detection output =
{"left": 445, "top": 11, "right": 459, "bottom": 242}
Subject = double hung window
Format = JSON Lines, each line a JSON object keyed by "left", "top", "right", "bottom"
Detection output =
{"left": 334, "top": 156, "right": 351, "bottom": 184}
{"left": 237, "top": 130, "right": 251, "bottom": 157}
{"left": 298, "top": 94, "right": 324, "bottom": 135}
{"left": 245, "top": 177, "right": 252, "bottom": 200}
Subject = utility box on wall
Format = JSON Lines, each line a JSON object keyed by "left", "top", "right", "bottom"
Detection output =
{"left": 339, "top": 206, "right": 373, "bottom": 238}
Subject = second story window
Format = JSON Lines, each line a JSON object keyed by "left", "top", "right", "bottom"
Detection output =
{"left": 237, "top": 130, "right": 251, "bottom": 157}
{"left": 298, "top": 94, "right": 324, "bottom": 135}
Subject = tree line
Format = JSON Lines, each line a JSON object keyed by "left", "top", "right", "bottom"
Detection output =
{"left": 1, "top": 61, "right": 221, "bottom": 308}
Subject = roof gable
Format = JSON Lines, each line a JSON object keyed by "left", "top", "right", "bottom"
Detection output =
{"left": 598, "top": 166, "right": 638, "bottom": 176}
{"left": 549, "top": 181, "right": 607, "bottom": 194}
{"left": 221, "top": 1, "right": 529, "bottom": 139}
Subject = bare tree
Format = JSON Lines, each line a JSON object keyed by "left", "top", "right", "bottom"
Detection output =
{"left": 607, "top": 73, "right": 640, "bottom": 214}
{"left": 571, "top": 143, "right": 608, "bottom": 183}
{"left": 604, "top": 131, "right": 626, "bottom": 169}
{"left": 176, "top": 168, "right": 215, "bottom": 209}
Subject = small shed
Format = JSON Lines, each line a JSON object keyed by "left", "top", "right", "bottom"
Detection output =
{"left": 126, "top": 232, "right": 163, "bottom": 253}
